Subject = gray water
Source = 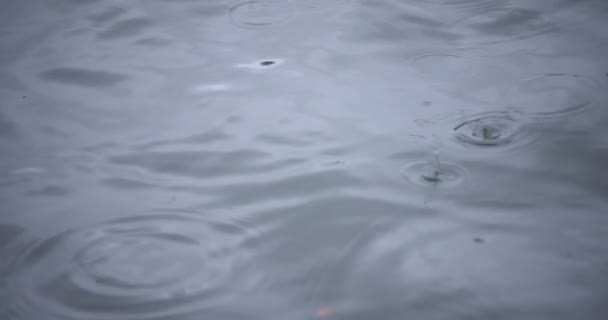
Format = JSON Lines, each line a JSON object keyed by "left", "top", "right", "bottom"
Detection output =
{"left": 1, "top": 0, "right": 608, "bottom": 319}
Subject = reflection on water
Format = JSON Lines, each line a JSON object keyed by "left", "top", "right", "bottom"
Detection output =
{"left": 2, "top": 0, "right": 608, "bottom": 319}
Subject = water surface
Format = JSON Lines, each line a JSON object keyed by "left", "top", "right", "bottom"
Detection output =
{"left": 2, "top": 0, "right": 608, "bottom": 319}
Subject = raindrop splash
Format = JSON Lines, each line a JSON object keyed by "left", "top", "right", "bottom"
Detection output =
{"left": 448, "top": 111, "right": 539, "bottom": 153}
{"left": 402, "top": 158, "right": 468, "bottom": 188}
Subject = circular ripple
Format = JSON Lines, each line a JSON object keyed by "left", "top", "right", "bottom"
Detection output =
{"left": 402, "top": 160, "right": 468, "bottom": 188}
{"left": 452, "top": 111, "right": 532, "bottom": 147}
{"left": 452, "top": 8, "right": 558, "bottom": 44}
{"left": 229, "top": 1, "right": 293, "bottom": 29}
{"left": 409, "top": 53, "right": 475, "bottom": 80}
{"left": 401, "top": 226, "right": 575, "bottom": 302}
{"left": 504, "top": 74, "right": 598, "bottom": 118}
{"left": 7, "top": 213, "right": 260, "bottom": 320}
{"left": 315, "top": 221, "right": 563, "bottom": 318}
{"left": 435, "top": 111, "right": 539, "bottom": 154}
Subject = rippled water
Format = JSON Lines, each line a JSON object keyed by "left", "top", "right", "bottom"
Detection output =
{"left": 2, "top": 0, "right": 608, "bottom": 319}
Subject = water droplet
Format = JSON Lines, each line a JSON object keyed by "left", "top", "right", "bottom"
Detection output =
{"left": 454, "top": 112, "right": 519, "bottom": 146}
{"left": 504, "top": 73, "right": 599, "bottom": 118}
{"left": 449, "top": 111, "right": 538, "bottom": 153}
{"left": 473, "top": 237, "right": 485, "bottom": 244}
{"left": 229, "top": 1, "right": 293, "bottom": 29}
{"left": 402, "top": 160, "right": 468, "bottom": 188}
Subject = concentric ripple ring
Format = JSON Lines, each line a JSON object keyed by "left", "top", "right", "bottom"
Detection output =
{"left": 229, "top": 1, "right": 293, "bottom": 29}
{"left": 448, "top": 111, "right": 539, "bottom": 153}
{"left": 402, "top": 160, "right": 469, "bottom": 188}
{"left": 504, "top": 73, "right": 599, "bottom": 118}
{"left": 6, "top": 213, "right": 261, "bottom": 320}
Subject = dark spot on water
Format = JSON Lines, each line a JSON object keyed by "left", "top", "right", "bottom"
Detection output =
{"left": 97, "top": 17, "right": 153, "bottom": 40}
{"left": 40, "top": 67, "right": 127, "bottom": 88}
{"left": 26, "top": 186, "right": 69, "bottom": 197}
{"left": 473, "top": 237, "right": 485, "bottom": 244}
{"left": 21, "top": 95, "right": 26, "bottom": 99}
{"left": 260, "top": 61, "right": 275, "bottom": 66}
{"left": 422, "top": 101, "right": 432, "bottom": 106}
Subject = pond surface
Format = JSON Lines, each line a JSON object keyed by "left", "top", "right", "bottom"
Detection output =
{"left": 1, "top": 0, "right": 608, "bottom": 319}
